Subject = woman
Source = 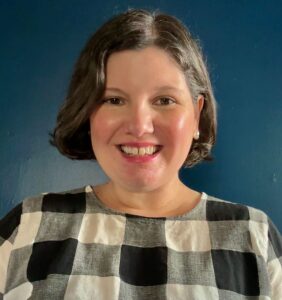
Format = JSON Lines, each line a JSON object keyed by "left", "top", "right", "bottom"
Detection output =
{"left": 0, "top": 9, "right": 281, "bottom": 300}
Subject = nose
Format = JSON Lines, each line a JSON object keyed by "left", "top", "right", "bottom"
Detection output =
{"left": 125, "top": 104, "right": 154, "bottom": 137}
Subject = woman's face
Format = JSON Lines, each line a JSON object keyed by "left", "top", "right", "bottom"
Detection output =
{"left": 90, "top": 46, "right": 203, "bottom": 192}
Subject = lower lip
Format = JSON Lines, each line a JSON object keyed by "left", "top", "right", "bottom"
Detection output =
{"left": 119, "top": 149, "right": 160, "bottom": 163}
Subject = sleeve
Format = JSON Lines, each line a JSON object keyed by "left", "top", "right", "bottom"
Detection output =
{"left": 0, "top": 204, "right": 22, "bottom": 297}
{"left": 267, "top": 218, "right": 282, "bottom": 300}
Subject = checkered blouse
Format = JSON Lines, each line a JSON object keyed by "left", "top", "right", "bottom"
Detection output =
{"left": 0, "top": 185, "right": 281, "bottom": 299}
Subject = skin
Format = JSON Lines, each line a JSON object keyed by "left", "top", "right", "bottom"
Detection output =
{"left": 89, "top": 46, "right": 204, "bottom": 217}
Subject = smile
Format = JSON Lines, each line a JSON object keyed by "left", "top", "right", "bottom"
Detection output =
{"left": 118, "top": 145, "right": 162, "bottom": 156}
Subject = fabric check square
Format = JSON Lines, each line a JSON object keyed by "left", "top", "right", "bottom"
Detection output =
{"left": 166, "top": 220, "right": 211, "bottom": 252}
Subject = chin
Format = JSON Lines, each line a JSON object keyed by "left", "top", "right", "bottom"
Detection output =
{"left": 118, "top": 178, "right": 162, "bottom": 193}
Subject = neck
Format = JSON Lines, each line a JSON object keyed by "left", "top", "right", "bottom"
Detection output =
{"left": 93, "top": 178, "right": 201, "bottom": 217}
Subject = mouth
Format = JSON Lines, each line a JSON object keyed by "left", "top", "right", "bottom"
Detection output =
{"left": 117, "top": 145, "right": 162, "bottom": 156}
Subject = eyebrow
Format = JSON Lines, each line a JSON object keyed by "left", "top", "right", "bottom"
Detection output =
{"left": 105, "top": 86, "right": 184, "bottom": 95}
{"left": 104, "top": 87, "right": 129, "bottom": 97}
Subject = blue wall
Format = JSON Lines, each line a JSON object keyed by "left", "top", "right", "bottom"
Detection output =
{"left": 1, "top": 1, "right": 281, "bottom": 230}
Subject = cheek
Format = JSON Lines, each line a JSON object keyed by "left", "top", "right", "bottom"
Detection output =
{"left": 90, "top": 113, "right": 103, "bottom": 143}
{"left": 89, "top": 113, "right": 108, "bottom": 156}
{"left": 90, "top": 110, "right": 119, "bottom": 145}
{"left": 162, "top": 112, "right": 195, "bottom": 147}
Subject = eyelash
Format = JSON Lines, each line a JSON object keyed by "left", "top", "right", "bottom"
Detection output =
{"left": 102, "top": 97, "right": 124, "bottom": 105}
{"left": 154, "top": 97, "right": 176, "bottom": 105}
{"left": 102, "top": 97, "right": 176, "bottom": 106}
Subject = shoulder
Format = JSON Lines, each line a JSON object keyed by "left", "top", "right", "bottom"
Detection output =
{"left": 205, "top": 194, "right": 268, "bottom": 224}
{"left": 20, "top": 185, "right": 89, "bottom": 215}
{"left": 0, "top": 186, "right": 89, "bottom": 234}
{"left": 204, "top": 194, "right": 282, "bottom": 262}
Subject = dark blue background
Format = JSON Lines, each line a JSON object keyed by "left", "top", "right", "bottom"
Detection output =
{"left": 0, "top": 1, "right": 281, "bottom": 230}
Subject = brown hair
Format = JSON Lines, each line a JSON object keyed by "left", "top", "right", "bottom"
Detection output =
{"left": 49, "top": 9, "right": 217, "bottom": 167}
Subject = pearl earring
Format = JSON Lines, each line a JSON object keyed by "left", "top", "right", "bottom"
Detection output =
{"left": 193, "top": 130, "right": 200, "bottom": 140}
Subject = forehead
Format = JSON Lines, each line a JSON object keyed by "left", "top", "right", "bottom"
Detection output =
{"left": 105, "top": 46, "right": 187, "bottom": 91}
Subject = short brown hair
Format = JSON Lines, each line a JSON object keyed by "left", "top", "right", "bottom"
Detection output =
{"left": 49, "top": 9, "right": 217, "bottom": 167}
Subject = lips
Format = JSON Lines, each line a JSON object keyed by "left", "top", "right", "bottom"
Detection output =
{"left": 117, "top": 143, "right": 162, "bottom": 157}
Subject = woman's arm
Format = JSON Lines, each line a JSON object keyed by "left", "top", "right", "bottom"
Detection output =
{"left": 267, "top": 218, "right": 282, "bottom": 300}
{"left": 0, "top": 204, "right": 22, "bottom": 296}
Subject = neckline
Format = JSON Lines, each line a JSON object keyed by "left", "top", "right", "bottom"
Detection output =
{"left": 86, "top": 185, "right": 208, "bottom": 220}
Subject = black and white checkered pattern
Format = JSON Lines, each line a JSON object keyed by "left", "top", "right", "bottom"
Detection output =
{"left": 0, "top": 185, "right": 281, "bottom": 299}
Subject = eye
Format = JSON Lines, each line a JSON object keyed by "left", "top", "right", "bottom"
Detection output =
{"left": 103, "top": 97, "right": 124, "bottom": 105}
{"left": 155, "top": 97, "right": 176, "bottom": 106}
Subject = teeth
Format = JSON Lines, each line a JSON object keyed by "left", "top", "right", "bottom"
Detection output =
{"left": 120, "top": 146, "right": 159, "bottom": 156}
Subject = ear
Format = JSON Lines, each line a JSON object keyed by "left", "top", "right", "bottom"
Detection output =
{"left": 195, "top": 94, "right": 204, "bottom": 124}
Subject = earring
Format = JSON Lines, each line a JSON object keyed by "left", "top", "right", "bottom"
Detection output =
{"left": 193, "top": 130, "right": 200, "bottom": 140}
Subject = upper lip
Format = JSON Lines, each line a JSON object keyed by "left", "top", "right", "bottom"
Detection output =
{"left": 118, "top": 142, "right": 161, "bottom": 147}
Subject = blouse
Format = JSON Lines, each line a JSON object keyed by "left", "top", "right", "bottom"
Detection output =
{"left": 0, "top": 185, "right": 281, "bottom": 299}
